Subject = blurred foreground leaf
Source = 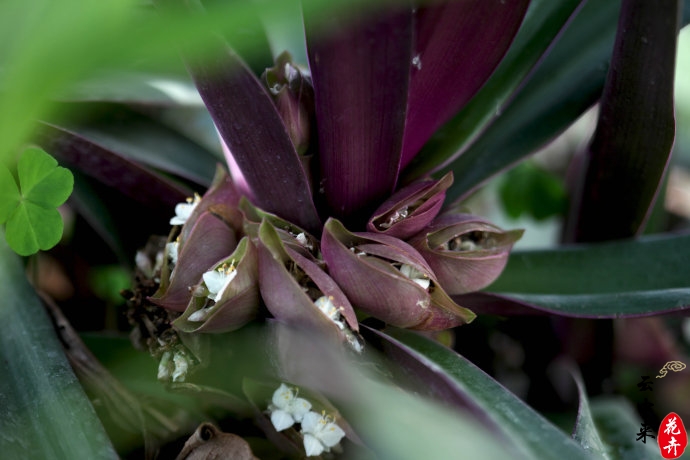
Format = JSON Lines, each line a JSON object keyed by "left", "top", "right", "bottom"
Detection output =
{"left": 0, "top": 235, "right": 117, "bottom": 459}
{"left": 375, "top": 327, "right": 591, "bottom": 459}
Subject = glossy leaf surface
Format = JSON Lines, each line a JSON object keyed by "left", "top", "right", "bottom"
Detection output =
{"left": 0, "top": 235, "right": 117, "bottom": 459}
{"left": 371, "top": 327, "right": 591, "bottom": 459}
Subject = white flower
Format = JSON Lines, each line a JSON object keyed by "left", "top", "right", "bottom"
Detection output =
{"left": 202, "top": 262, "right": 237, "bottom": 302}
{"left": 187, "top": 307, "right": 212, "bottom": 322}
{"left": 301, "top": 411, "right": 345, "bottom": 457}
{"left": 269, "top": 383, "right": 312, "bottom": 431}
{"left": 398, "top": 264, "right": 430, "bottom": 290}
{"left": 157, "top": 351, "right": 173, "bottom": 381}
{"left": 172, "top": 352, "right": 190, "bottom": 382}
{"left": 170, "top": 193, "right": 201, "bottom": 226}
{"left": 314, "top": 296, "right": 345, "bottom": 330}
{"left": 166, "top": 241, "right": 179, "bottom": 265}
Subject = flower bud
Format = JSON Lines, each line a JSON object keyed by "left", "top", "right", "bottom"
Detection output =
{"left": 408, "top": 213, "right": 523, "bottom": 295}
{"left": 178, "top": 166, "right": 243, "bottom": 245}
{"left": 240, "top": 197, "right": 320, "bottom": 260}
{"left": 321, "top": 218, "right": 475, "bottom": 330}
{"left": 257, "top": 220, "right": 362, "bottom": 350}
{"left": 173, "top": 237, "right": 260, "bottom": 333}
{"left": 367, "top": 173, "right": 452, "bottom": 239}
{"left": 263, "top": 51, "right": 315, "bottom": 155}
{"left": 150, "top": 211, "right": 237, "bottom": 311}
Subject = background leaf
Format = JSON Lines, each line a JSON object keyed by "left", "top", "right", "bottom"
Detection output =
{"left": 563, "top": 0, "right": 680, "bottom": 242}
{"left": 0, "top": 234, "right": 118, "bottom": 459}
{"left": 475, "top": 232, "right": 690, "bottom": 317}
{"left": 440, "top": 0, "right": 621, "bottom": 203}
{"left": 489, "top": 232, "right": 690, "bottom": 294}
{"left": 588, "top": 398, "right": 660, "bottom": 459}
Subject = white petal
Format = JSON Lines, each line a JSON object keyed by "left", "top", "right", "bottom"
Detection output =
{"left": 412, "top": 278, "right": 430, "bottom": 290}
{"left": 166, "top": 242, "right": 179, "bottom": 265}
{"left": 303, "top": 434, "right": 325, "bottom": 457}
{"left": 171, "top": 353, "right": 188, "bottom": 382}
{"left": 288, "top": 398, "right": 312, "bottom": 422}
{"left": 202, "top": 270, "right": 224, "bottom": 294}
{"left": 270, "top": 410, "right": 295, "bottom": 431}
{"left": 157, "top": 351, "right": 172, "bottom": 380}
{"left": 170, "top": 202, "right": 196, "bottom": 225}
{"left": 317, "top": 422, "right": 346, "bottom": 448}
{"left": 188, "top": 307, "right": 211, "bottom": 322}
{"left": 214, "top": 270, "right": 237, "bottom": 301}
{"left": 300, "top": 411, "right": 322, "bottom": 433}
{"left": 272, "top": 383, "right": 295, "bottom": 410}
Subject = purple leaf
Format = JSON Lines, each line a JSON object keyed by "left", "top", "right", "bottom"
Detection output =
{"left": 400, "top": 0, "right": 530, "bottom": 167}
{"left": 564, "top": 0, "right": 680, "bottom": 242}
{"left": 35, "top": 122, "right": 191, "bottom": 208}
{"left": 306, "top": 7, "right": 413, "bottom": 224}
{"left": 186, "top": 43, "right": 321, "bottom": 234}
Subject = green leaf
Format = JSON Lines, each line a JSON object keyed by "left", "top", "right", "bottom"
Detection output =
{"left": 499, "top": 161, "right": 567, "bottom": 221}
{"left": 588, "top": 398, "right": 660, "bottom": 459}
{"left": 380, "top": 327, "right": 591, "bottom": 459}
{"left": 2, "top": 147, "right": 74, "bottom": 255}
{"left": 483, "top": 232, "right": 690, "bottom": 317}
{"left": 572, "top": 370, "right": 658, "bottom": 459}
{"left": 564, "top": 0, "right": 679, "bottom": 242}
{"left": 442, "top": 0, "right": 621, "bottom": 203}
{"left": 0, "top": 234, "right": 117, "bottom": 459}
{"left": 5, "top": 203, "right": 63, "bottom": 255}
{"left": 490, "top": 232, "right": 690, "bottom": 294}
{"left": 0, "top": 164, "right": 21, "bottom": 223}
{"left": 571, "top": 369, "right": 610, "bottom": 456}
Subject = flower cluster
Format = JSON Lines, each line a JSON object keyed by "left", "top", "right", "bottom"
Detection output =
{"left": 147, "top": 165, "right": 521, "bottom": 350}
{"left": 141, "top": 1, "right": 524, "bottom": 373}
{"left": 268, "top": 383, "right": 346, "bottom": 457}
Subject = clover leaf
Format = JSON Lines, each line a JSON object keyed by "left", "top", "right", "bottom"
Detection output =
{"left": 0, "top": 147, "right": 74, "bottom": 256}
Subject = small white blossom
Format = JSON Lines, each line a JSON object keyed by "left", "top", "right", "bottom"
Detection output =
{"left": 398, "top": 264, "right": 430, "bottom": 290}
{"left": 170, "top": 193, "right": 201, "bottom": 226}
{"left": 172, "top": 352, "right": 190, "bottom": 382}
{"left": 301, "top": 411, "right": 345, "bottom": 456}
{"left": 187, "top": 307, "right": 213, "bottom": 322}
{"left": 269, "top": 383, "right": 312, "bottom": 431}
{"left": 157, "top": 351, "right": 173, "bottom": 381}
{"left": 314, "top": 296, "right": 346, "bottom": 330}
{"left": 202, "top": 262, "right": 237, "bottom": 302}
{"left": 295, "top": 232, "right": 313, "bottom": 250}
{"left": 166, "top": 241, "right": 179, "bottom": 265}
